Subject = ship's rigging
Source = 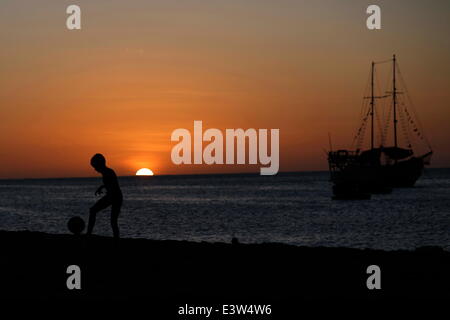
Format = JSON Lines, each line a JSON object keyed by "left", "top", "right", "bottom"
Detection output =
{"left": 352, "top": 55, "right": 432, "bottom": 158}
{"left": 328, "top": 55, "right": 433, "bottom": 199}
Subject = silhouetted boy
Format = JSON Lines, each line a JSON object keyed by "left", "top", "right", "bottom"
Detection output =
{"left": 87, "top": 153, "right": 123, "bottom": 239}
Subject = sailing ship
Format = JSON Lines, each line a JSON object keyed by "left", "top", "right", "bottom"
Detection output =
{"left": 328, "top": 55, "right": 433, "bottom": 199}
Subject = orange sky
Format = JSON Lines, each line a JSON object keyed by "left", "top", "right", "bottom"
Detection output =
{"left": 1, "top": 0, "right": 449, "bottom": 178}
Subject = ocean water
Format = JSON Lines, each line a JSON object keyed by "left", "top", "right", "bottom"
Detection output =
{"left": 0, "top": 170, "right": 448, "bottom": 250}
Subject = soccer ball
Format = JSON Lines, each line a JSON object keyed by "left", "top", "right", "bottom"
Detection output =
{"left": 67, "top": 216, "right": 85, "bottom": 235}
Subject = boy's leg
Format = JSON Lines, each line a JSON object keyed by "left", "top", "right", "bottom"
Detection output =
{"left": 111, "top": 201, "right": 121, "bottom": 239}
{"left": 87, "top": 196, "right": 111, "bottom": 235}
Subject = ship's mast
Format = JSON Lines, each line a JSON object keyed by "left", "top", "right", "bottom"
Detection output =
{"left": 370, "top": 61, "right": 375, "bottom": 150}
{"left": 392, "top": 54, "right": 398, "bottom": 148}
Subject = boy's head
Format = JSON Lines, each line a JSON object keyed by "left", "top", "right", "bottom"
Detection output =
{"left": 90, "top": 153, "right": 106, "bottom": 172}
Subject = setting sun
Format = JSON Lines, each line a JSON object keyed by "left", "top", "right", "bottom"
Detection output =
{"left": 136, "top": 168, "right": 154, "bottom": 176}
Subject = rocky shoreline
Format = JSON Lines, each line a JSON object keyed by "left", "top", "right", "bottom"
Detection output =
{"left": 1, "top": 230, "right": 448, "bottom": 303}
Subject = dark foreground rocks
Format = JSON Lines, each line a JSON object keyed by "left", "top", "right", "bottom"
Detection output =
{"left": 1, "top": 230, "right": 448, "bottom": 308}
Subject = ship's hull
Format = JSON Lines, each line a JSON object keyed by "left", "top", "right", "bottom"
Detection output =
{"left": 383, "top": 157, "right": 425, "bottom": 187}
{"left": 330, "top": 164, "right": 391, "bottom": 199}
{"left": 328, "top": 151, "right": 432, "bottom": 198}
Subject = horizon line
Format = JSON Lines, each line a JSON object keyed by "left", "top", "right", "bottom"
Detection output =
{"left": 1, "top": 167, "right": 449, "bottom": 181}
{"left": 0, "top": 169, "right": 326, "bottom": 181}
